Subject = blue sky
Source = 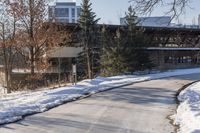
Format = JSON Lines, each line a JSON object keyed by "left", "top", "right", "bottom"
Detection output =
{"left": 55, "top": 0, "right": 200, "bottom": 25}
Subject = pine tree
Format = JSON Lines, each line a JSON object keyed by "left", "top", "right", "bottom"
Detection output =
{"left": 124, "top": 6, "right": 154, "bottom": 71}
{"left": 100, "top": 25, "right": 111, "bottom": 76}
{"left": 100, "top": 27, "right": 128, "bottom": 76}
{"left": 125, "top": 6, "right": 138, "bottom": 42}
{"left": 78, "top": 0, "right": 100, "bottom": 79}
{"left": 99, "top": 25, "right": 109, "bottom": 74}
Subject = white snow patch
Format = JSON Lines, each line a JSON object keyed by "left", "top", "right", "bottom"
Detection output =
{"left": 0, "top": 86, "right": 7, "bottom": 94}
{"left": 173, "top": 81, "right": 200, "bottom": 133}
{"left": 1, "top": 67, "right": 200, "bottom": 125}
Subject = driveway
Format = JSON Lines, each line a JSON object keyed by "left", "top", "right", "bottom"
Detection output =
{"left": 1, "top": 73, "right": 200, "bottom": 133}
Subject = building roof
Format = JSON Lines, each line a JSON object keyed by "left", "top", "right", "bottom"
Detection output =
{"left": 120, "top": 16, "right": 171, "bottom": 27}
{"left": 48, "top": 47, "right": 83, "bottom": 58}
{"left": 49, "top": 22, "right": 200, "bottom": 32}
{"left": 55, "top": 2, "right": 76, "bottom": 6}
{"left": 49, "top": 0, "right": 77, "bottom": 6}
{"left": 138, "top": 16, "right": 171, "bottom": 27}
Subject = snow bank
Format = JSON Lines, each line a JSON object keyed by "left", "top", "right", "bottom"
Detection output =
{"left": 173, "top": 82, "right": 200, "bottom": 133}
{"left": 1, "top": 67, "right": 200, "bottom": 125}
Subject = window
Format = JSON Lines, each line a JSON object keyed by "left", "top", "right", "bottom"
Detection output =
{"left": 165, "top": 56, "right": 192, "bottom": 64}
{"left": 55, "top": 8, "right": 69, "bottom": 17}
{"left": 49, "top": 60, "right": 58, "bottom": 66}
{"left": 72, "top": 8, "right": 75, "bottom": 17}
{"left": 187, "top": 56, "right": 192, "bottom": 63}
{"left": 183, "top": 56, "right": 187, "bottom": 63}
{"left": 164, "top": 56, "right": 173, "bottom": 63}
{"left": 48, "top": 7, "right": 53, "bottom": 17}
{"left": 72, "top": 19, "right": 75, "bottom": 23}
{"left": 77, "top": 7, "right": 81, "bottom": 17}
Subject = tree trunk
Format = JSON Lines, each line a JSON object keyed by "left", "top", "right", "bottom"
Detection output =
{"left": 29, "top": 0, "right": 35, "bottom": 75}
{"left": 4, "top": 67, "right": 11, "bottom": 93}
{"left": 86, "top": 48, "right": 92, "bottom": 79}
{"left": 3, "top": 61, "right": 12, "bottom": 93}
{"left": 30, "top": 46, "right": 35, "bottom": 75}
{"left": 2, "top": 23, "right": 11, "bottom": 93}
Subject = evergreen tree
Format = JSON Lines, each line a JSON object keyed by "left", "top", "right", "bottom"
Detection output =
{"left": 78, "top": 0, "right": 100, "bottom": 79}
{"left": 100, "top": 27, "right": 128, "bottom": 76}
{"left": 125, "top": 6, "right": 138, "bottom": 42}
{"left": 100, "top": 6, "right": 153, "bottom": 77}
{"left": 100, "top": 25, "right": 110, "bottom": 76}
{"left": 124, "top": 6, "right": 154, "bottom": 71}
{"left": 100, "top": 25, "right": 109, "bottom": 74}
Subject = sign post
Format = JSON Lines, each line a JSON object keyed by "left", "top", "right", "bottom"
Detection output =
{"left": 58, "top": 58, "right": 61, "bottom": 86}
{"left": 72, "top": 64, "right": 77, "bottom": 85}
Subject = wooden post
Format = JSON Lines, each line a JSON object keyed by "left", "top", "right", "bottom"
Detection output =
{"left": 58, "top": 58, "right": 61, "bottom": 85}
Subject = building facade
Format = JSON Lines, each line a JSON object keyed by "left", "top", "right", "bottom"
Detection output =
{"left": 48, "top": 1, "right": 81, "bottom": 23}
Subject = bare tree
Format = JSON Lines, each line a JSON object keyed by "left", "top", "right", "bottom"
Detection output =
{"left": 0, "top": 0, "right": 72, "bottom": 92}
{"left": 130, "top": 0, "right": 191, "bottom": 19}
{"left": 0, "top": 2, "right": 20, "bottom": 93}
{"left": 5, "top": 0, "right": 55, "bottom": 75}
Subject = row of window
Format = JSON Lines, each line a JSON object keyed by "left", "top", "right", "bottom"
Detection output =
{"left": 55, "top": 8, "right": 75, "bottom": 17}
{"left": 49, "top": 7, "right": 80, "bottom": 18}
{"left": 164, "top": 56, "right": 194, "bottom": 63}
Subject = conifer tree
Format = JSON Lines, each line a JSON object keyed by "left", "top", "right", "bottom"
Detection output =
{"left": 125, "top": 6, "right": 138, "bottom": 42}
{"left": 124, "top": 6, "right": 153, "bottom": 71}
{"left": 78, "top": 0, "right": 100, "bottom": 79}
{"left": 100, "top": 25, "right": 110, "bottom": 76}
{"left": 100, "top": 6, "right": 153, "bottom": 77}
{"left": 100, "top": 27, "right": 128, "bottom": 76}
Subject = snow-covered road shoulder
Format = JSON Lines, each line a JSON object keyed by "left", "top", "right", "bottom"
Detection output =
{"left": 173, "top": 81, "right": 200, "bottom": 133}
{"left": 1, "top": 68, "right": 200, "bottom": 125}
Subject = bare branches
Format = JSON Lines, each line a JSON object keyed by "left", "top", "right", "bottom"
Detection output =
{"left": 130, "top": 0, "right": 191, "bottom": 19}
{"left": 0, "top": 1, "right": 21, "bottom": 92}
{"left": 4, "top": 0, "right": 53, "bottom": 74}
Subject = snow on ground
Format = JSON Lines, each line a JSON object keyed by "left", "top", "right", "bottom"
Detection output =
{"left": 173, "top": 81, "right": 200, "bottom": 133}
{"left": 1, "top": 68, "right": 200, "bottom": 125}
{"left": 0, "top": 86, "right": 7, "bottom": 94}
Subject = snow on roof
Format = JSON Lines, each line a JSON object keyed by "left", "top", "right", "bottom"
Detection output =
{"left": 147, "top": 47, "right": 200, "bottom": 51}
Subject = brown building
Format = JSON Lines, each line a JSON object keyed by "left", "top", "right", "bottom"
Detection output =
{"left": 40, "top": 24, "right": 200, "bottom": 73}
{"left": 148, "top": 47, "right": 200, "bottom": 70}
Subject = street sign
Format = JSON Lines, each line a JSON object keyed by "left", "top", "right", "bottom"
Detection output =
{"left": 72, "top": 64, "right": 77, "bottom": 85}
{"left": 72, "top": 64, "right": 77, "bottom": 75}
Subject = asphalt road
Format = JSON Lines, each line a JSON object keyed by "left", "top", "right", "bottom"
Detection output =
{"left": 1, "top": 73, "right": 200, "bottom": 133}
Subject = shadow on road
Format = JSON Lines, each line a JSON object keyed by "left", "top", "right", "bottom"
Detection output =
{"left": 1, "top": 115, "right": 145, "bottom": 133}
{"left": 91, "top": 86, "right": 176, "bottom": 105}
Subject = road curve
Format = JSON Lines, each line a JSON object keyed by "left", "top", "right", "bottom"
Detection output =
{"left": 1, "top": 73, "right": 200, "bottom": 133}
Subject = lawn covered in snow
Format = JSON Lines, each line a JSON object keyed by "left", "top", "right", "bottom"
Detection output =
{"left": 173, "top": 81, "right": 200, "bottom": 133}
{"left": 1, "top": 68, "right": 200, "bottom": 125}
